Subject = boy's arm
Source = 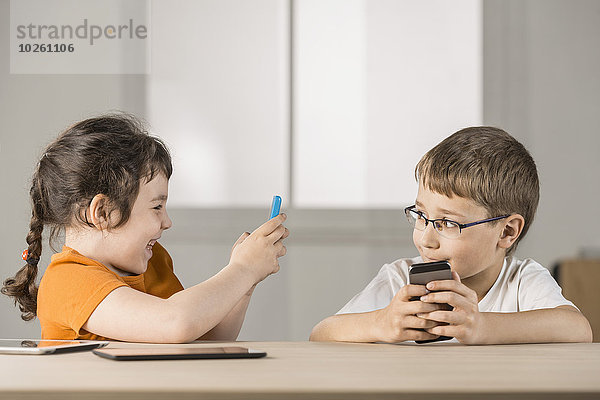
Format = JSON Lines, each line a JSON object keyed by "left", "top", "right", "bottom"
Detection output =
{"left": 420, "top": 276, "right": 593, "bottom": 344}
{"left": 474, "top": 306, "right": 592, "bottom": 344}
{"left": 310, "top": 311, "right": 384, "bottom": 342}
{"left": 310, "top": 284, "right": 446, "bottom": 343}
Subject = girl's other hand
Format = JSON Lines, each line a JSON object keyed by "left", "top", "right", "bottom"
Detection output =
{"left": 228, "top": 213, "right": 289, "bottom": 283}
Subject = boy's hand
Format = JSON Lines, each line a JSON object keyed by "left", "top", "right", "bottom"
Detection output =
{"left": 375, "top": 284, "right": 449, "bottom": 343}
{"left": 417, "top": 271, "right": 483, "bottom": 344}
{"left": 229, "top": 214, "right": 289, "bottom": 284}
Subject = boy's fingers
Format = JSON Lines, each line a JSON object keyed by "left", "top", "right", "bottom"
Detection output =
{"left": 396, "top": 284, "right": 429, "bottom": 302}
{"left": 254, "top": 213, "right": 287, "bottom": 236}
{"left": 425, "top": 279, "right": 473, "bottom": 301}
{"left": 406, "top": 315, "right": 441, "bottom": 330}
{"left": 422, "top": 291, "right": 471, "bottom": 310}
{"left": 426, "top": 325, "right": 456, "bottom": 338}
{"left": 417, "top": 310, "right": 461, "bottom": 325}
{"left": 404, "top": 301, "right": 446, "bottom": 316}
{"left": 407, "top": 329, "right": 439, "bottom": 342}
{"left": 452, "top": 271, "right": 461, "bottom": 282}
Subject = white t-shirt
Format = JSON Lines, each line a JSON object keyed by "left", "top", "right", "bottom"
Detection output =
{"left": 337, "top": 256, "right": 575, "bottom": 315}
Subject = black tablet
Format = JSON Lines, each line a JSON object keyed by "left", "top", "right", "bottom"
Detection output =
{"left": 0, "top": 339, "right": 109, "bottom": 355}
{"left": 92, "top": 346, "right": 267, "bottom": 361}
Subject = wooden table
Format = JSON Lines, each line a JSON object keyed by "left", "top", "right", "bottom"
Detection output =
{"left": 1, "top": 341, "right": 599, "bottom": 399}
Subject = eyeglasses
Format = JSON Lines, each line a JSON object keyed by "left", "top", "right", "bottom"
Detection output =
{"left": 404, "top": 205, "right": 510, "bottom": 239}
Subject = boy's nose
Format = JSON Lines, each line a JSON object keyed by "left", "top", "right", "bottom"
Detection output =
{"left": 418, "top": 222, "right": 439, "bottom": 249}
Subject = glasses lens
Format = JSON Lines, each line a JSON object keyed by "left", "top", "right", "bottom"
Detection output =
{"left": 406, "top": 209, "right": 425, "bottom": 231}
{"left": 433, "top": 219, "right": 461, "bottom": 239}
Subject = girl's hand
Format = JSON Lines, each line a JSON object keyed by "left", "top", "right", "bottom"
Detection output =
{"left": 417, "top": 271, "right": 484, "bottom": 344}
{"left": 228, "top": 213, "right": 289, "bottom": 284}
{"left": 375, "top": 284, "right": 448, "bottom": 343}
{"left": 230, "top": 234, "right": 258, "bottom": 296}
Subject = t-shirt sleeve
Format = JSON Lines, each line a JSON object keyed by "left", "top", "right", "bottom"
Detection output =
{"left": 517, "top": 261, "right": 576, "bottom": 311}
{"left": 336, "top": 262, "right": 409, "bottom": 314}
{"left": 38, "top": 263, "right": 128, "bottom": 336}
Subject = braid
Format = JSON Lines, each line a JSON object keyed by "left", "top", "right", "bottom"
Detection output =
{"left": 1, "top": 175, "right": 44, "bottom": 321}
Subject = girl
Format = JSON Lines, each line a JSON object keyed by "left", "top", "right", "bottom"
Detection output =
{"left": 1, "top": 114, "right": 288, "bottom": 343}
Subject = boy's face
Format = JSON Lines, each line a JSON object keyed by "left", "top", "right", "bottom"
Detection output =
{"left": 103, "top": 173, "right": 172, "bottom": 275}
{"left": 412, "top": 183, "right": 506, "bottom": 281}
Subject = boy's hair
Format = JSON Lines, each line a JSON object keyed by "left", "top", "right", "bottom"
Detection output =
{"left": 1, "top": 113, "right": 172, "bottom": 321}
{"left": 415, "top": 126, "right": 539, "bottom": 255}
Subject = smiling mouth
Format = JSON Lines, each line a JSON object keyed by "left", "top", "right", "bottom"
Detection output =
{"left": 146, "top": 238, "right": 159, "bottom": 250}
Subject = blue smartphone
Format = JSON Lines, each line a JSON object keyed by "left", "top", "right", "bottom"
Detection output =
{"left": 269, "top": 195, "right": 282, "bottom": 219}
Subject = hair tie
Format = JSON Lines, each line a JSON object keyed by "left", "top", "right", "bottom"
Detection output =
{"left": 21, "top": 249, "right": 39, "bottom": 266}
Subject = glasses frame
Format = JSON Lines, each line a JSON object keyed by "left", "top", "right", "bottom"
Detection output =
{"left": 404, "top": 205, "right": 510, "bottom": 238}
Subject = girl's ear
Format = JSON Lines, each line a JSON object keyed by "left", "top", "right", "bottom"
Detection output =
{"left": 88, "top": 194, "right": 110, "bottom": 231}
{"left": 497, "top": 214, "right": 525, "bottom": 250}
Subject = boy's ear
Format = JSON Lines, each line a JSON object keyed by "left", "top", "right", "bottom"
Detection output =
{"left": 497, "top": 214, "right": 525, "bottom": 250}
{"left": 87, "top": 194, "right": 111, "bottom": 231}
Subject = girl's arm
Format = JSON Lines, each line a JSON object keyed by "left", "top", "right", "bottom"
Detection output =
{"left": 82, "top": 215, "right": 287, "bottom": 343}
{"left": 198, "top": 232, "right": 262, "bottom": 341}
{"left": 199, "top": 285, "right": 256, "bottom": 341}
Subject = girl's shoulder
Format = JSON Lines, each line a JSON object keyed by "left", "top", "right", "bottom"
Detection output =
{"left": 40, "top": 246, "right": 127, "bottom": 289}
{"left": 48, "top": 246, "right": 106, "bottom": 268}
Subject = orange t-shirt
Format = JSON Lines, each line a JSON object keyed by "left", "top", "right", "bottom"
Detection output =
{"left": 37, "top": 242, "right": 184, "bottom": 341}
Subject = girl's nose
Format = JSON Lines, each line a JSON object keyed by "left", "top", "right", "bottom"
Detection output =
{"left": 162, "top": 211, "right": 173, "bottom": 230}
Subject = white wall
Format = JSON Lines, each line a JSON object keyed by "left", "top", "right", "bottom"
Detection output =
{"left": 294, "top": 0, "right": 482, "bottom": 208}
{"left": 484, "top": 0, "right": 600, "bottom": 267}
{"left": 147, "top": 0, "right": 290, "bottom": 207}
{"left": 1, "top": 0, "right": 599, "bottom": 341}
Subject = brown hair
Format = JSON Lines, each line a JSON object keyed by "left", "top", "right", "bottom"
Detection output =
{"left": 415, "top": 126, "right": 539, "bottom": 254}
{"left": 1, "top": 113, "right": 172, "bottom": 321}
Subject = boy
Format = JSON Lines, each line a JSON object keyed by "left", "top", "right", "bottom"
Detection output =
{"left": 310, "top": 127, "right": 592, "bottom": 344}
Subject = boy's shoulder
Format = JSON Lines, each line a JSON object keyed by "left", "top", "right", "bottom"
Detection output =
{"left": 501, "top": 256, "right": 550, "bottom": 280}
{"left": 479, "top": 256, "right": 573, "bottom": 312}
{"left": 371, "top": 256, "right": 423, "bottom": 284}
{"left": 385, "top": 256, "right": 423, "bottom": 269}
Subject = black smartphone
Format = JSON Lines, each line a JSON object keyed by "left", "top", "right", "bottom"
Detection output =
{"left": 92, "top": 346, "right": 267, "bottom": 361}
{"left": 408, "top": 261, "right": 453, "bottom": 344}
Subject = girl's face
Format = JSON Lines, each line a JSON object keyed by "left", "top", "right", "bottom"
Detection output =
{"left": 103, "top": 173, "right": 172, "bottom": 275}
